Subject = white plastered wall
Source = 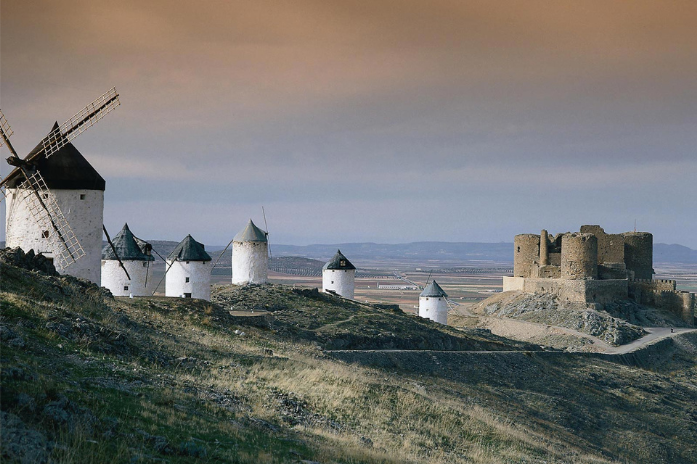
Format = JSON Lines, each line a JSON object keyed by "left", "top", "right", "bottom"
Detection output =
{"left": 165, "top": 260, "right": 212, "bottom": 301}
{"left": 419, "top": 296, "right": 448, "bottom": 325}
{"left": 322, "top": 269, "right": 355, "bottom": 299}
{"left": 101, "top": 260, "right": 153, "bottom": 296}
{"left": 5, "top": 188, "right": 104, "bottom": 284}
{"left": 232, "top": 241, "right": 268, "bottom": 284}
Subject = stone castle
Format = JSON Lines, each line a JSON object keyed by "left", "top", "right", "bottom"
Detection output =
{"left": 503, "top": 225, "right": 696, "bottom": 324}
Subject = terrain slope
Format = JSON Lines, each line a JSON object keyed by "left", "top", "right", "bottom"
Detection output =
{"left": 1, "top": 249, "right": 696, "bottom": 463}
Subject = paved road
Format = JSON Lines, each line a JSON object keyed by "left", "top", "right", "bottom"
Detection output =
{"left": 604, "top": 327, "right": 696, "bottom": 354}
{"left": 324, "top": 327, "right": 696, "bottom": 356}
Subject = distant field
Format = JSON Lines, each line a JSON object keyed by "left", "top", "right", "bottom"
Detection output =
{"left": 137, "top": 258, "right": 697, "bottom": 309}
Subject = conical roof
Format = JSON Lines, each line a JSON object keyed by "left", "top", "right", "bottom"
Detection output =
{"left": 420, "top": 281, "right": 447, "bottom": 298}
{"left": 102, "top": 223, "right": 154, "bottom": 261}
{"left": 323, "top": 249, "right": 356, "bottom": 270}
{"left": 167, "top": 234, "right": 211, "bottom": 262}
{"left": 4, "top": 122, "right": 106, "bottom": 190}
{"left": 233, "top": 219, "right": 267, "bottom": 242}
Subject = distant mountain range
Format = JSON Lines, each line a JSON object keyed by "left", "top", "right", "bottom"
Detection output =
{"left": 1, "top": 240, "right": 695, "bottom": 264}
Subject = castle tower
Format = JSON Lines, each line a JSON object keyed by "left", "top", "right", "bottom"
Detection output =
{"left": 101, "top": 223, "right": 154, "bottom": 296}
{"left": 419, "top": 280, "right": 448, "bottom": 325}
{"left": 322, "top": 249, "right": 356, "bottom": 299}
{"left": 514, "top": 234, "right": 540, "bottom": 278}
{"left": 623, "top": 232, "right": 653, "bottom": 280}
{"left": 540, "top": 230, "right": 549, "bottom": 266}
{"left": 561, "top": 233, "right": 598, "bottom": 280}
{"left": 4, "top": 123, "right": 105, "bottom": 284}
{"left": 165, "top": 235, "right": 212, "bottom": 300}
{"left": 231, "top": 219, "right": 268, "bottom": 285}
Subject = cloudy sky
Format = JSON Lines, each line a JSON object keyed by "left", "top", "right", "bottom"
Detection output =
{"left": 1, "top": 0, "right": 695, "bottom": 247}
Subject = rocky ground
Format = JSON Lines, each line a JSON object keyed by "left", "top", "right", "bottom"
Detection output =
{"left": 1, "top": 248, "right": 696, "bottom": 463}
{"left": 466, "top": 291, "right": 688, "bottom": 346}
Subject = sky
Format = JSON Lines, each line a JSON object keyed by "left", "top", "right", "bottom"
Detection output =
{"left": 0, "top": 0, "right": 695, "bottom": 248}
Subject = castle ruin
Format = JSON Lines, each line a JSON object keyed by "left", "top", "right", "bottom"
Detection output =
{"left": 503, "top": 225, "right": 696, "bottom": 325}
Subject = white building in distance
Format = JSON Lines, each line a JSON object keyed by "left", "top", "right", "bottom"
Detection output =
{"left": 419, "top": 281, "right": 448, "bottom": 325}
{"left": 101, "top": 223, "right": 154, "bottom": 296}
{"left": 4, "top": 122, "right": 104, "bottom": 284}
{"left": 165, "top": 235, "right": 212, "bottom": 300}
{"left": 232, "top": 219, "right": 268, "bottom": 285}
{"left": 322, "top": 249, "right": 356, "bottom": 299}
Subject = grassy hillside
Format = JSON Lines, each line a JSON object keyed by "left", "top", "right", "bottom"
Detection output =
{"left": 1, "top": 250, "right": 696, "bottom": 463}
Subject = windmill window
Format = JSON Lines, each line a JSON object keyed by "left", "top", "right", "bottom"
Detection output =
{"left": 340, "top": 260, "right": 346, "bottom": 267}
{"left": 41, "top": 230, "right": 50, "bottom": 238}
{"left": 331, "top": 281, "right": 334, "bottom": 284}
{"left": 124, "top": 285, "right": 129, "bottom": 291}
{"left": 185, "top": 277, "right": 190, "bottom": 283}
{"left": 79, "top": 194, "right": 86, "bottom": 200}
{"left": 143, "top": 262, "right": 147, "bottom": 267}
{"left": 186, "top": 261, "right": 190, "bottom": 264}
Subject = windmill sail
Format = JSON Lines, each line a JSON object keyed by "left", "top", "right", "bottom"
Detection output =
{"left": 42, "top": 87, "right": 120, "bottom": 159}
{"left": 16, "top": 171, "right": 85, "bottom": 268}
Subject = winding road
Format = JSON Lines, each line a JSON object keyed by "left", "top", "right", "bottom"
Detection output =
{"left": 324, "top": 326, "right": 696, "bottom": 355}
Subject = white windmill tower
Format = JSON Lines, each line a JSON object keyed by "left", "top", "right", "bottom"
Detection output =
{"left": 165, "top": 234, "right": 212, "bottom": 300}
{"left": 0, "top": 88, "right": 120, "bottom": 284}
{"left": 419, "top": 280, "right": 448, "bottom": 325}
{"left": 322, "top": 249, "right": 356, "bottom": 299}
{"left": 231, "top": 219, "right": 268, "bottom": 285}
{"left": 101, "top": 223, "right": 154, "bottom": 296}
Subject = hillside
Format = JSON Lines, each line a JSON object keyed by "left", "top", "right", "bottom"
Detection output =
{"left": 1, "top": 248, "right": 696, "bottom": 463}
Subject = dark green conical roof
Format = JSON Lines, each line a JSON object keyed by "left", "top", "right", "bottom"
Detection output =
{"left": 420, "top": 281, "right": 447, "bottom": 298}
{"left": 102, "top": 223, "right": 153, "bottom": 261}
{"left": 167, "top": 235, "right": 211, "bottom": 262}
{"left": 234, "top": 219, "right": 267, "bottom": 242}
{"left": 5, "top": 122, "right": 106, "bottom": 190}
{"left": 322, "top": 250, "right": 356, "bottom": 270}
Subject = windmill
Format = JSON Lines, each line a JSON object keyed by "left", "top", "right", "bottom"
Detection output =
{"left": 0, "top": 87, "right": 120, "bottom": 282}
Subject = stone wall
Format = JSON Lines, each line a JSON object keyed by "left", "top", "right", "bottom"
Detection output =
{"left": 521, "top": 278, "right": 628, "bottom": 304}
{"left": 628, "top": 280, "right": 695, "bottom": 324}
{"left": 623, "top": 232, "right": 653, "bottom": 280}
{"left": 580, "top": 225, "right": 625, "bottom": 265}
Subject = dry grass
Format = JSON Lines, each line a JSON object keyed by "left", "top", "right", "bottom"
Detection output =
{"left": 1, "top": 264, "right": 695, "bottom": 463}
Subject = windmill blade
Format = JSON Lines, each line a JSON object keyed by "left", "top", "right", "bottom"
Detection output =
{"left": 0, "top": 109, "right": 22, "bottom": 169}
{"left": 262, "top": 206, "right": 272, "bottom": 259}
{"left": 151, "top": 259, "right": 177, "bottom": 296}
{"left": 103, "top": 225, "right": 131, "bottom": 281}
{"left": 42, "top": 87, "right": 120, "bottom": 159}
{"left": 212, "top": 237, "right": 235, "bottom": 269}
{"left": 17, "top": 170, "right": 85, "bottom": 268}
{"left": 0, "top": 110, "right": 15, "bottom": 148}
